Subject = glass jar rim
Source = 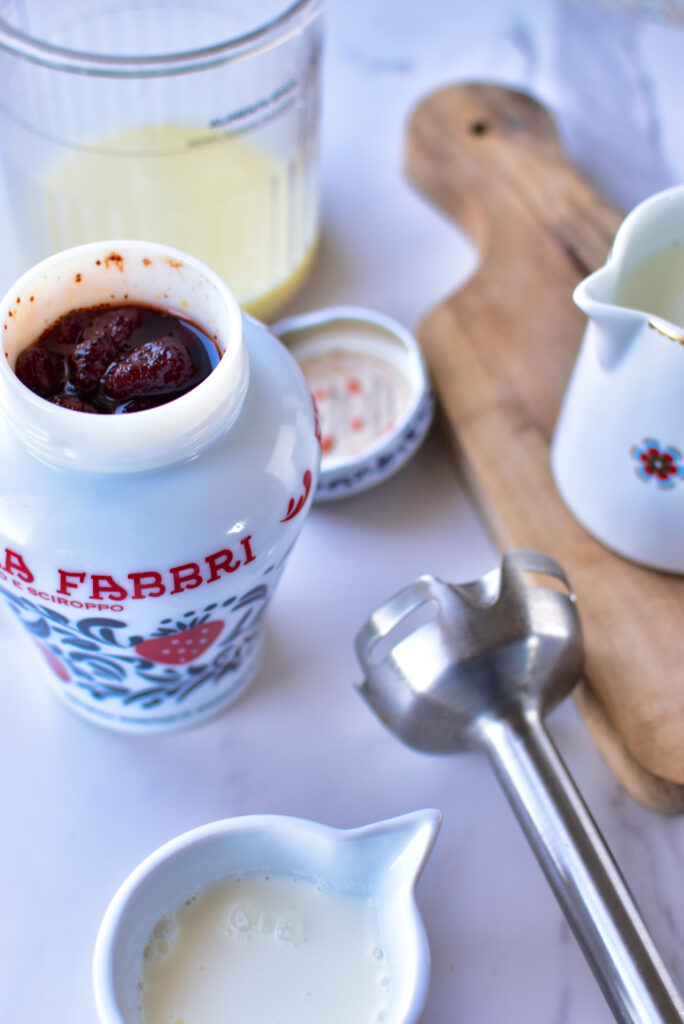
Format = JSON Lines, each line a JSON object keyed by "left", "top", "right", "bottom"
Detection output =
{"left": 0, "top": 0, "right": 323, "bottom": 77}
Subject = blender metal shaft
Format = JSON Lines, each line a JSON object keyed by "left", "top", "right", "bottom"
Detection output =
{"left": 479, "top": 709, "right": 683, "bottom": 1024}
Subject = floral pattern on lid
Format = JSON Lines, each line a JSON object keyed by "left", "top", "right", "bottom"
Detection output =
{"left": 273, "top": 306, "right": 433, "bottom": 501}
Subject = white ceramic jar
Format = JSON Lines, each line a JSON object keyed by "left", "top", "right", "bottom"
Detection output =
{"left": 0, "top": 241, "right": 320, "bottom": 732}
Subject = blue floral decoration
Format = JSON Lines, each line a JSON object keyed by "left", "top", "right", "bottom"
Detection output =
{"left": 631, "top": 438, "right": 684, "bottom": 489}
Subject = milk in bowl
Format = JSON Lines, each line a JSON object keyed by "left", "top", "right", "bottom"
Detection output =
{"left": 140, "top": 873, "right": 391, "bottom": 1023}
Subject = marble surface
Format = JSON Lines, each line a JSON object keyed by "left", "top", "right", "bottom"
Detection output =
{"left": 2, "top": 1, "right": 684, "bottom": 1022}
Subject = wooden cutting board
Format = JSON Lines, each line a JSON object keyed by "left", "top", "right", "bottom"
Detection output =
{"left": 406, "top": 83, "right": 684, "bottom": 813}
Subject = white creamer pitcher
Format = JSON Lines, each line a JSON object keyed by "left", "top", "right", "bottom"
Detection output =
{"left": 92, "top": 810, "right": 442, "bottom": 1024}
{"left": 0, "top": 241, "right": 320, "bottom": 732}
{"left": 551, "top": 184, "right": 684, "bottom": 572}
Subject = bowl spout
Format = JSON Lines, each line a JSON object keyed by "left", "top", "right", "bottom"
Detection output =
{"left": 361, "top": 809, "right": 442, "bottom": 892}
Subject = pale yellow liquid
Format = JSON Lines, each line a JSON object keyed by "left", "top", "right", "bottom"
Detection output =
{"left": 36, "top": 123, "right": 318, "bottom": 321}
{"left": 614, "top": 244, "right": 684, "bottom": 327}
{"left": 139, "top": 874, "right": 390, "bottom": 1024}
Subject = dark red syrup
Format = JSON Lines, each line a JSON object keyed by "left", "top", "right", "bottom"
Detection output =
{"left": 14, "top": 304, "right": 219, "bottom": 414}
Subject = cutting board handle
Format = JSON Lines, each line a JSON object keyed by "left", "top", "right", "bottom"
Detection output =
{"left": 407, "top": 83, "right": 620, "bottom": 282}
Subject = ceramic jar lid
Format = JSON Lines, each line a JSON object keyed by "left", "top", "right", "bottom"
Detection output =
{"left": 272, "top": 306, "right": 434, "bottom": 501}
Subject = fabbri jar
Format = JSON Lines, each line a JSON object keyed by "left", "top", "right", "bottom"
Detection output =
{"left": 0, "top": 241, "right": 320, "bottom": 733}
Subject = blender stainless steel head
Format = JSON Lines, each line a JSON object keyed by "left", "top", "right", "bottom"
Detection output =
{"left": 357, "top": 549, "right": 583, "bottom": 753}
{"left": 355, "top": 550, "right": 683, "bottom": 1024}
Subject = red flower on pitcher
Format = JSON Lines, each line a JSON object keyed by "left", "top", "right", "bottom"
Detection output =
{"left": 281, "top": 470, "right": 313, "bottom": 522}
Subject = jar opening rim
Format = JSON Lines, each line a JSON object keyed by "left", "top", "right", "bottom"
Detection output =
{"left": 0, "top": 240, "right": 248, "bottom": 473}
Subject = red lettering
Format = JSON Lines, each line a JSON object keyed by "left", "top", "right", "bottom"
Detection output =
{"left": 169, "top": 562, "right": 203, "bottom": 594}
{"left": 128, "top": 571, "right": 166, "bottom": 600}
{"left": 205, "top": 548, "right": 240, "bottom": 582}
{"left": 90, "top": 574, "right": 128, "bottom": 601}
{"left": 4, "top": 548, "right": 34, "bottom": 582}
{"left": 241, "top": 535, "right": 256, "bottom": 565}
{"left": 57, "top": 570, "right": 86, "bottom": 595}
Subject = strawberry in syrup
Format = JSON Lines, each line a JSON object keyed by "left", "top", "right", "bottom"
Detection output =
{"left": 14, "top": 303, "right": 218, "bottom": 413}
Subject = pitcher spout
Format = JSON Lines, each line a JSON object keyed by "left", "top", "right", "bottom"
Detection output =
{"left": 573, "top": 266, "right": 643, "bottom": 368}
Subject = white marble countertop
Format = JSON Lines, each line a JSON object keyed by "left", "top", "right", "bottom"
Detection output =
{"left": 2, "top": 1, "right": 684, "bottom": 1022}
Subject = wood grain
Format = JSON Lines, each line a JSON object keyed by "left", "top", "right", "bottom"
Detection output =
{"left": 406, "top": 83, "right": 684, "bottom": 813}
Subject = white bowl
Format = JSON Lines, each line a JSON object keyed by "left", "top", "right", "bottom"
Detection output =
{"left": 93, "top": 810, "right": 441, "bottom": 1024}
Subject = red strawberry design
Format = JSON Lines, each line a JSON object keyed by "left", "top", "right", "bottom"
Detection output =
{"left": 37, "top": 641, "right": 70, "bottom": 683}
{"left": 135, "top": 620, "right": 224, "bottom": 665}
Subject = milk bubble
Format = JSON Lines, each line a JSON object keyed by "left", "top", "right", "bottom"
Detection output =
{"left": 153, "top": 915, "right": 177, "bottom": 941}
{"left": 276, "top": 914, "right": 304, "bottom": 942}
{"left": 143, "top": 913, "right": 178, "bottom": 961}
{"left": 228, "top": 902, "right": 260, "bottom": 933}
